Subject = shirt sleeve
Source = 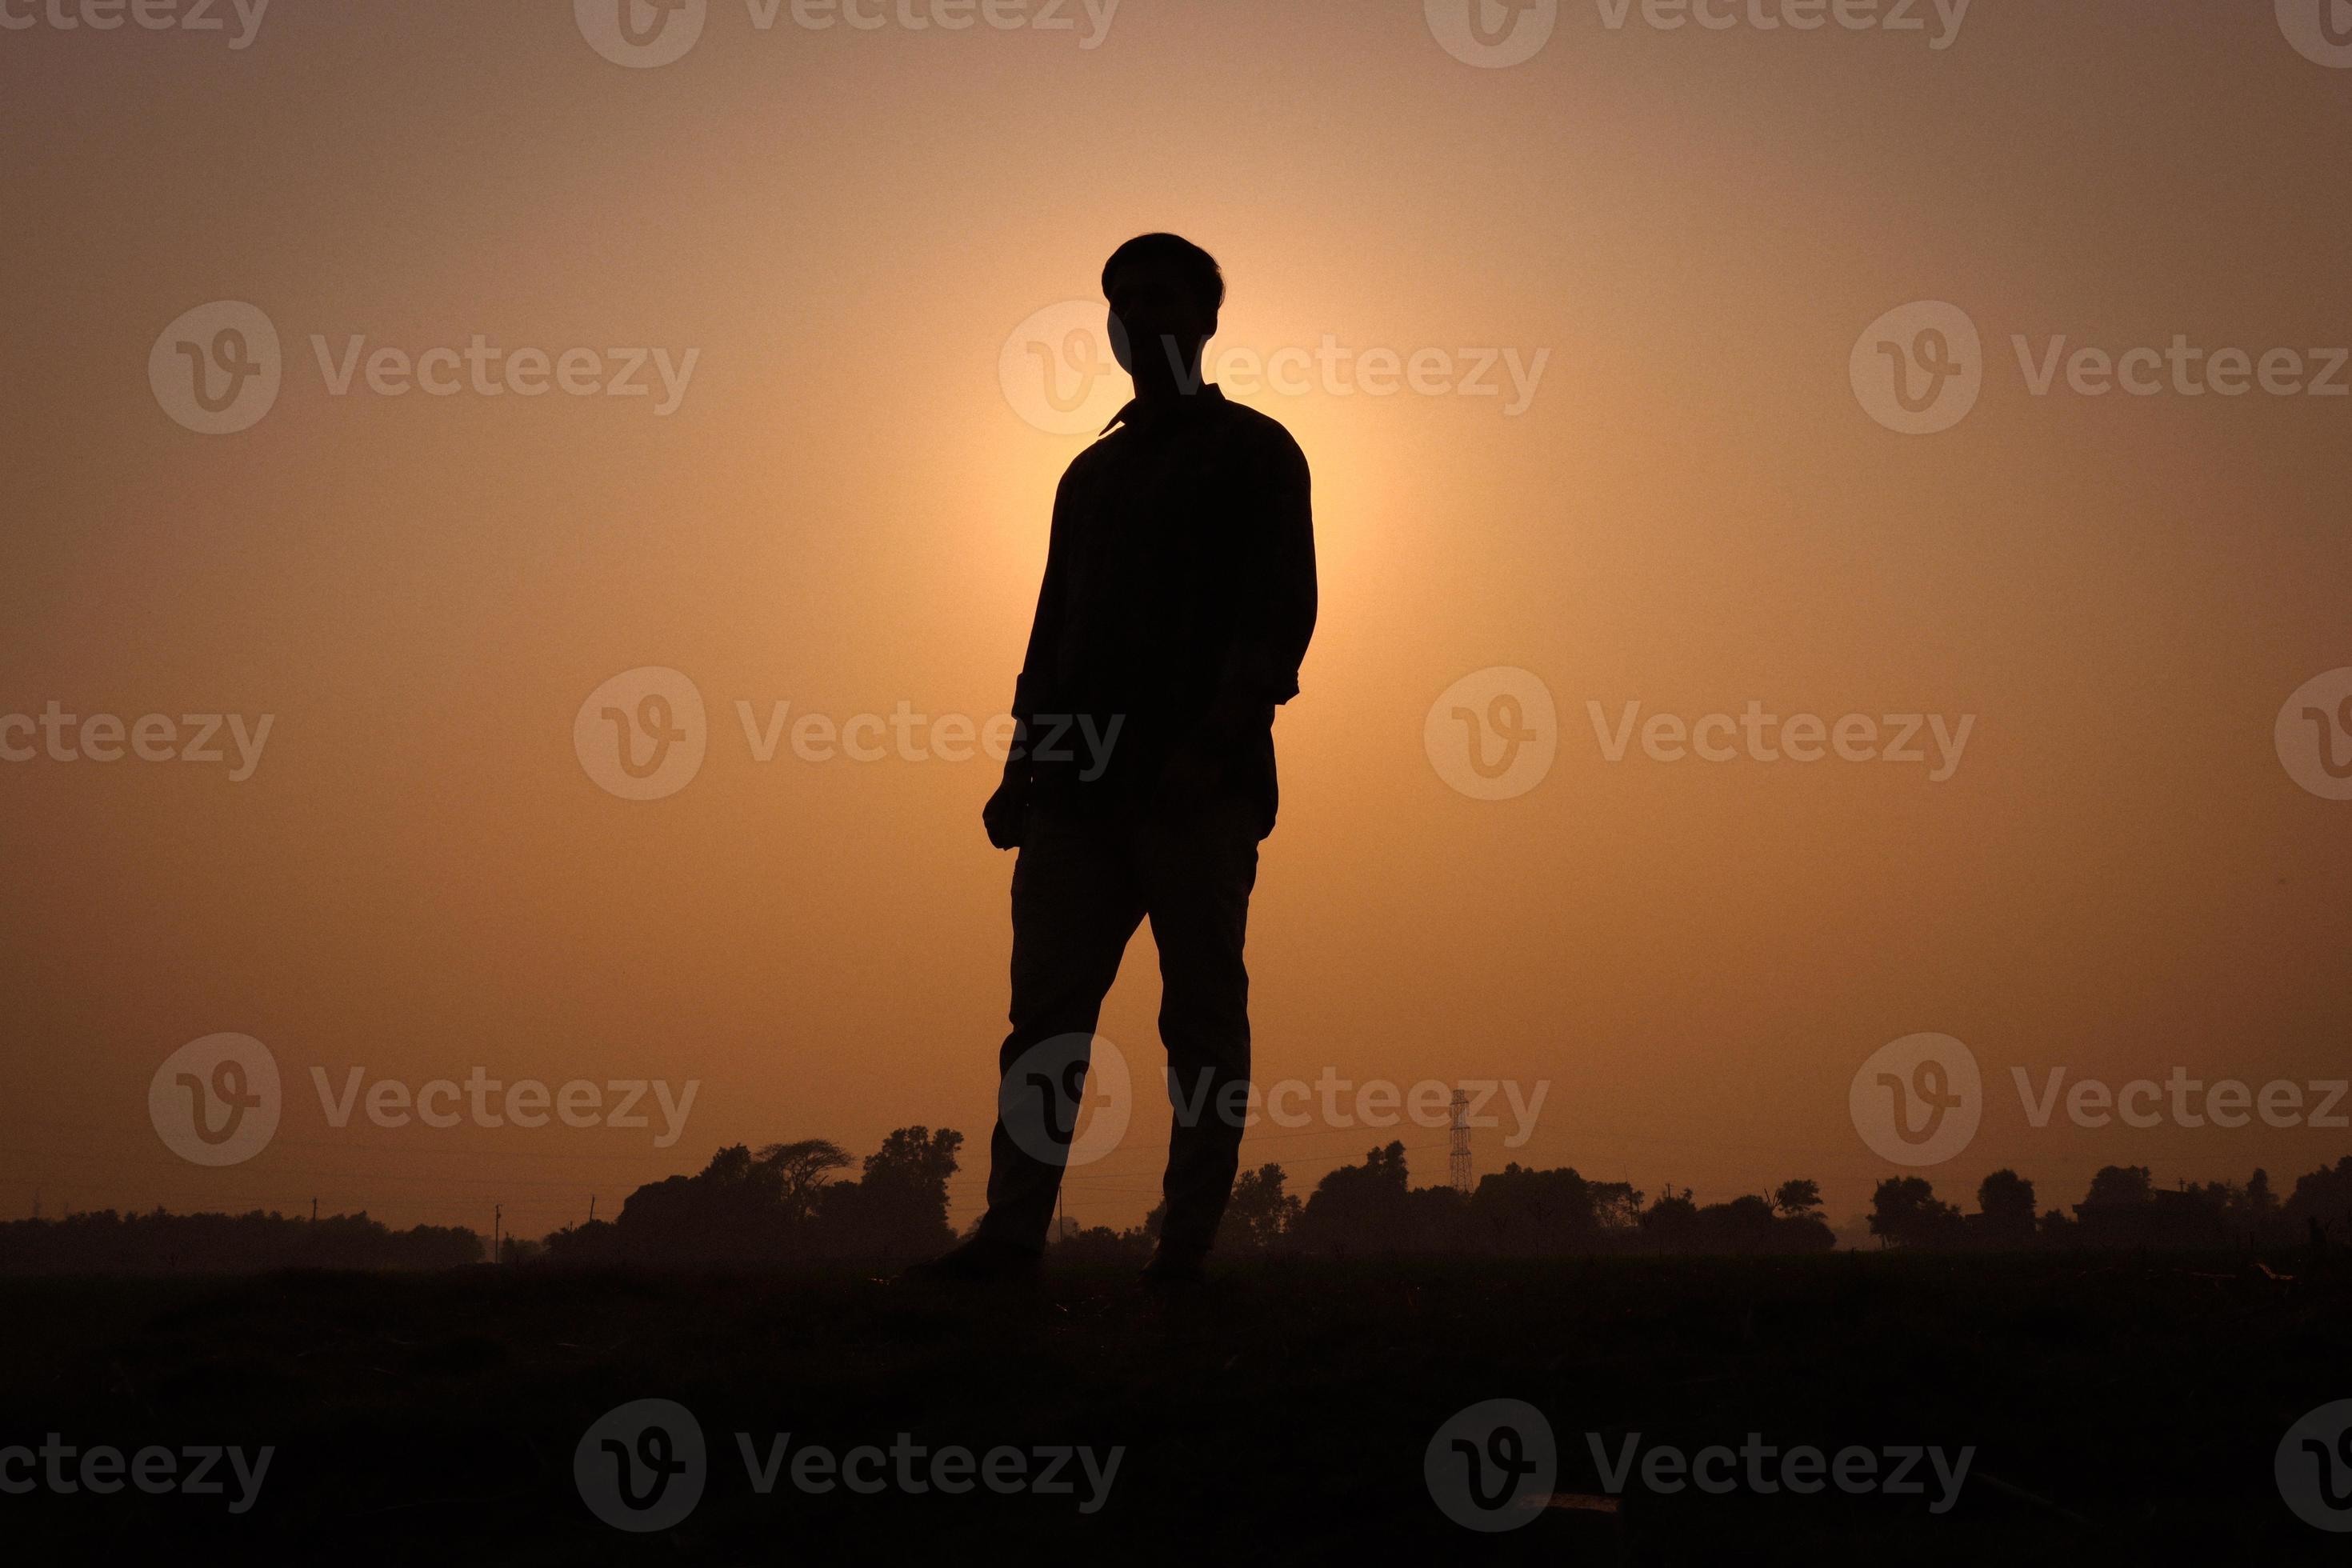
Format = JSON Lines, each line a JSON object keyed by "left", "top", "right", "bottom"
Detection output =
{"left": 1231, "top": 427, "right": 1318, "bottom": 706}
{"left": 1010, "top": 467, "right": 1075, "bottom": 734}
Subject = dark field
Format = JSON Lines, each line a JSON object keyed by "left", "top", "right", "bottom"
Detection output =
{"left": 2, "top": 1251, "right": 2343, "bottom": 1564}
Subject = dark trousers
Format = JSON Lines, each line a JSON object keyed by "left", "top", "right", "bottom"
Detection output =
{"left": 979, "top": 791, "right": 1262, "bottom": 1255}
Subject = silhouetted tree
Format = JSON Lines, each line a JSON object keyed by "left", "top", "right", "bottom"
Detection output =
{"left": 1470, "top": 1163, "right": 1642, "bottom": 1254}
{"left": 812, "top": 1126, "right": 964, "bottom": 1262}
{"left": 1774, "top": 1179, "right": 1823, "bottom": 1219}
{"left": 1974, "top": 1169, "right": 2038, "bottom": 1248}
{"left": 1218, "top": 1163, "right": 1301, "bottom": 1254}
{"left": 1870, "top": 1177, "right": 1964, "bottom": 1248}
{"left": 2082, "top": 1165, "right": 2154, "bottom": 1209}
{"left": 1292, "top": 1143, "right": 1413, "bottom": 1256}
{"left": 757, "top": 1138, "right": 852, "bottom": 1226}
{"left": 1639, "top": 1188, "right": 1701, "bottom": 1249}
{"left": 2285, "top": 1157, "right": 2352, "bottom": 1242}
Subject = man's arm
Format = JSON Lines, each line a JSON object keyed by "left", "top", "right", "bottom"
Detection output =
{"left": 1194, "top": 428, "right": 1318, "bottom": 750}
{"left": 985, "top": 473, "right": 1074, "bottom": 849}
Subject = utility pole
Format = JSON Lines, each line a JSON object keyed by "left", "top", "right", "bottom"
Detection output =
{"left": 310, "top": 1196, "right": 318, "bottom": 1225}
{"left": 1449, "top": 1089, "right": 1472, "bottom": 1194}
{"left": 492, "top": 1203, "right": 502, "bottom": 1265}
{"left": 588, "top": 1194, "right": 597, "bottom": 1226}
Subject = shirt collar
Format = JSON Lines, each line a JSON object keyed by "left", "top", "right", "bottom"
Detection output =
{"left": 1099, "top": 383, "right": 1226, "bottom": 436}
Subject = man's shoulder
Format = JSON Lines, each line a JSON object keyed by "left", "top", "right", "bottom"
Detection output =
{"left": 1055, "top": 393, "right": 1306, "bottom": 486}
{"left": 1212, "top": 394, "right": 1303, "bottom": 456}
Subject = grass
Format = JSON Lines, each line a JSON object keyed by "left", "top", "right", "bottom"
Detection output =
{"left": 1, "top": 1250, "right": 2344, "bottom": 1563}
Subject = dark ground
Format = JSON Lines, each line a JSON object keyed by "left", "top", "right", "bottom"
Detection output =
{"left": 1, "top": 1250, "right": 2342, "bottom": 1564}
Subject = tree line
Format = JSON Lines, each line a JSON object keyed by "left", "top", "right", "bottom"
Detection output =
{"left": 0, "top": 1208, "right": 482, "bottom": 1274}
{"left": 1866, "top": 1158, "right": 2352, "bottom": 1251}
{"left": 10, "top": 1139, "right": 2348, "bottom": 1273}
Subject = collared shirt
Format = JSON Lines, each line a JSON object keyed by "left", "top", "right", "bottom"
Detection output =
{"left": 1010, "top": 385, "right": 1317, "bottom": 836}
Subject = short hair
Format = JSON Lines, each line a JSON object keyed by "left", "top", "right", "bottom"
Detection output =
{"left": 1101, "top": 234, "right": 1225, "bottom": 314}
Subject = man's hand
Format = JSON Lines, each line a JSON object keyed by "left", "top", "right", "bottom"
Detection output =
{"left": 982, "top": 774, "right": 1030, "bottom": 850}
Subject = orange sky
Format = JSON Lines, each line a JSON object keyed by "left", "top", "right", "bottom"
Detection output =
{"left": 3, "top": 1, "right": 2348, "bottom": 1238}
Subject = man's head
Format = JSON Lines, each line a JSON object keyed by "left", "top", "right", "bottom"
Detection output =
{"left": 1102, "top": 233, "right": 1222, "bottom": 395}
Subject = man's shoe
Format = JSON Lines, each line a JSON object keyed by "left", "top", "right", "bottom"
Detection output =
{"left": 1140, "top": 1246, "right": 1208, "bottom": 1287}
{"left": 904, "top": 1233, "right": 1042, "bottom": 1284}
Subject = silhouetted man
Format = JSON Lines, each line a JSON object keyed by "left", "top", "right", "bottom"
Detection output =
{"left": 920, "top": 234, "right": 1316, "bottom": 1286}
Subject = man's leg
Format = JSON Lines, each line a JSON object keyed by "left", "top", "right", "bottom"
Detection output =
{"left": 978, "top": 802, "right": 1144, "bottom": 1251}
{"left": 1138, "top": 793, "right": 1262, "bottom": 1258}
